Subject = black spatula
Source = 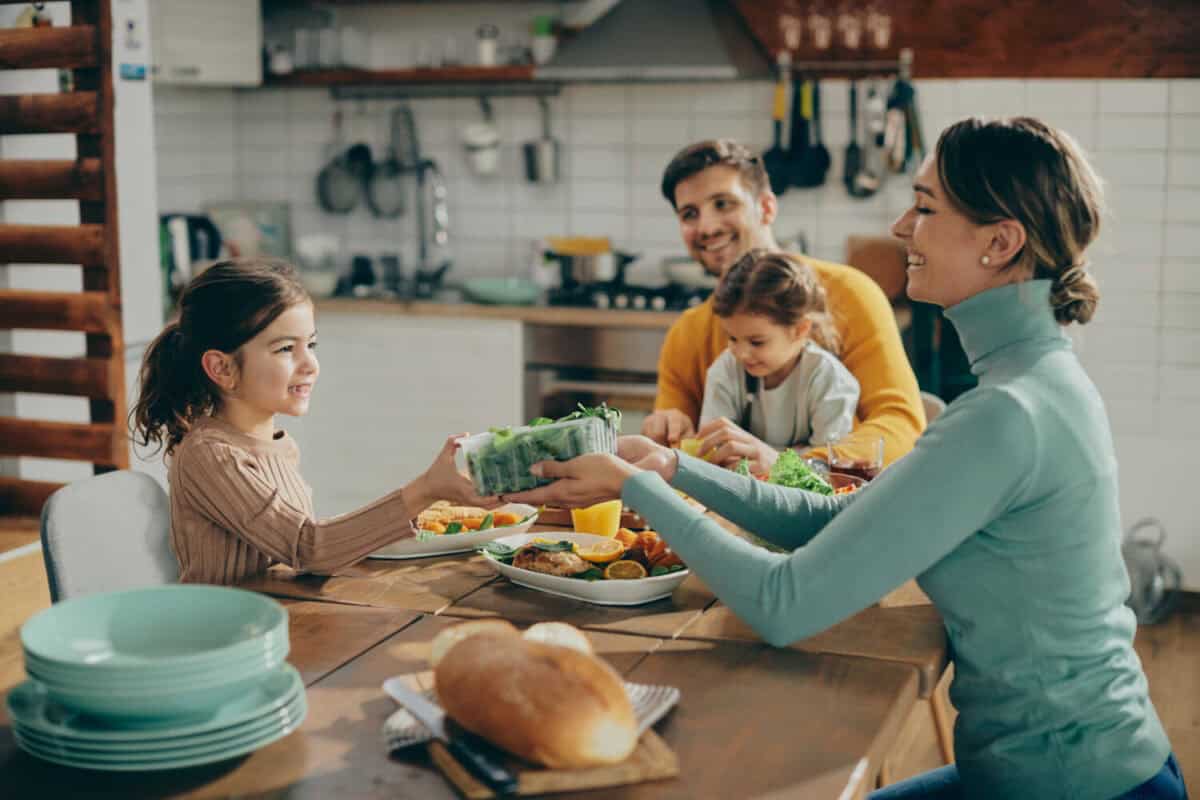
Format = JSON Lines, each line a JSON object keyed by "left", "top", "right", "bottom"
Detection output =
{"left": 843, "top": 80, "right": 863, "bottom": 195}
{"left": 763, "top": 59, "right": 790, "bottom": 195}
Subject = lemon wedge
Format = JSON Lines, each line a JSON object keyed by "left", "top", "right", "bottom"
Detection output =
{"left": 576, "top": 538, "right": 625, "bottom": 564}
{"left": 604, "top": 560, "right": 647, "bottom": 580}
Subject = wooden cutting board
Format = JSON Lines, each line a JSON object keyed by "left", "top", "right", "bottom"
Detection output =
{"left": 429, "top": 729, "right": 679, "bottom": 799}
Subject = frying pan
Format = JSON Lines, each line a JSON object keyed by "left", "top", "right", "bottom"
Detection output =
{"left": 762, "top": 55, "right": 790, "bottom": 195}
{"left": 366, "top": 107, "right": 408, "bottom": 218}
{"left": 316, "top": 110, "right": 360, "bottom": 214}
{"left": 786, "top": 74, "right": 810, "bottom": 188}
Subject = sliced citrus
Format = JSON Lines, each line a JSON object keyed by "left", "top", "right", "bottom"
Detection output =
{"left": 576, "top": 538, "right": 625, "bottom": 564}
{"left": 604, "top": 560, "right": 647, "bottom": 580}
{"left": 570, "top": 499, "right": 623, "bottom": 538}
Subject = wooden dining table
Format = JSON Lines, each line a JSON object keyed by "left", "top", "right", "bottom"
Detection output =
{"left": 0, "top": 521, "right": 950, "bottom": 799}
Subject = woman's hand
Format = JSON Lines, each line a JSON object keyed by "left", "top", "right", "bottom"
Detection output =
{"left": 405, "top": 435, "right": 499, "bottom": 511}
{"left": 618, "top": 435, "right": 679, "bottom": 482}
{"left": 503, "top": 453, "right": 640, "bottom": 508}
{"left": 695, "top": 417, "right": 779, "bottom": 474}
{"left": 640, "top": 408, "right": 696, "bottom": 446}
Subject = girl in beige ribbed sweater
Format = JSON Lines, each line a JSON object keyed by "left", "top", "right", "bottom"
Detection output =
{"left": 132, "top": 258, "right": 495, "bottom": 585}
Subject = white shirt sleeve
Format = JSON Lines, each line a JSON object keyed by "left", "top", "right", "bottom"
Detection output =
{"left": 805, "top": 351, "right": 860, "bottom": 446}
{"left": 700, "top": 349, "right": 745, "bottom": 427}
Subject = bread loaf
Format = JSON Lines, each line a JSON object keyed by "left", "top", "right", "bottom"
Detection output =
{"left": 433, "top": 626, "right": 638, "bottom": 768}
{"left": 429, "top": 619, "right": 518, "bottom": 668}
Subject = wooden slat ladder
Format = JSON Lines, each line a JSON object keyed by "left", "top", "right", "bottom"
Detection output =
{"left": 0, "top": 0, "right": 126, "bottom": 516}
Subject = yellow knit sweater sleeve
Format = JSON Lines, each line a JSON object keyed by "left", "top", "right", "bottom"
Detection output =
{"left": 653, "top": 257, "right": 924, "bottom": 465}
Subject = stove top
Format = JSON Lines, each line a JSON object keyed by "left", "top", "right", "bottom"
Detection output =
{"left": 546, "top": 282, "right": 712, "bottom": 312}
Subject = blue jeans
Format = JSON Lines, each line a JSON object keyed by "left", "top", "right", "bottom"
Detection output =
{"left": 868, "top": 752, "right": 1187, "bottom": 800}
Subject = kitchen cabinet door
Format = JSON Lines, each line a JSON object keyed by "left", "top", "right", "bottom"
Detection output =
{"left": 150, "top": 0, "right": 262, "bottom": 87}
{"left": 279, "top": 310, "right": 523, "bottom": 516}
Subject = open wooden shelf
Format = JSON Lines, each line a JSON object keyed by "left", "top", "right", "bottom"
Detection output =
{"left": 264, "top": 65, "right": 537, "bottom": 87}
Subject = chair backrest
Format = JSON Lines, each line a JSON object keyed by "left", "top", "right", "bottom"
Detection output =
{"left": 40, "top": 470, "right": 177, "bottom": 602}
{"left": 921, "top": 391, "right": 948, "bottom": 425}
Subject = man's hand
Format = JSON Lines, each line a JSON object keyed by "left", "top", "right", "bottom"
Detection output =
{"left": 502, "top": 453, "right": 639, "bottom": 508}
{"left": 406, "top": 435, "right": 500, "bottom": 511}
{"left": 695, "top": 417, "right": 779, "bottom": 475}
{"left": 641, "top": 408, "right": 696, "bottom": 446}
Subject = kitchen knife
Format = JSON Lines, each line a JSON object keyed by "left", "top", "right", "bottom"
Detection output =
{"left": 382, "top": 677, "right": 519, "bottom": 796}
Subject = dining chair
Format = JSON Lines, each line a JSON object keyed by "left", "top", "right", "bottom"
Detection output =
{"left": 921, "top": 391, "right": 947, "bottom": 425}
{"left": 40, "top": 470, "right": 177, "bottom": 602}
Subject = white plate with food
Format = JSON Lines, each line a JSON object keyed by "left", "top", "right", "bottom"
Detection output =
{"left": 369, "top": 503, "right": 538, "bottom": 560}
{"left": 478, "top": 532, "right": 690, "bottom": 606}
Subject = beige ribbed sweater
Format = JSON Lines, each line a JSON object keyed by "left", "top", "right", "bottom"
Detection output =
{"left": 168, "top": 416, "right": 415, "bottom": 585}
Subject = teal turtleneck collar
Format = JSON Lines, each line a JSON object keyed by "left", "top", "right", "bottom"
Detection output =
{"left": 943, "top": 280, "right": 1068, "bottom": 372}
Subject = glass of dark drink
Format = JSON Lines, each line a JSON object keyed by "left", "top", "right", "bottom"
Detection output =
{"left": 828, "top": 436, "right": 884, "bottom": 482}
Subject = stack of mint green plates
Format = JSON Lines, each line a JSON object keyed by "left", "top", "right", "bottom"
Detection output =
{"left": 10, "top": 585, "right": 305, "bottom": 771}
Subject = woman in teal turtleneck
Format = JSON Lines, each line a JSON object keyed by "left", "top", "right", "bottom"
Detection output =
{"left": 507, "top": 118, "right": 1185, "bottom": 800}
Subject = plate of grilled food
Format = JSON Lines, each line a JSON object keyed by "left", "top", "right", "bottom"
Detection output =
{"left": 478, "top": 531, "right": 689, "bottom": 606}
{"left": 370, "top": 502, "right": 538, "bottom": 560}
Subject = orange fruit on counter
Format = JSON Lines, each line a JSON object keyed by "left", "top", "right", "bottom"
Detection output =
{"left": 570, "top": 499, "right": 622, "bottom": 538}
{"left": 575, "top": 538, "right": 625, "bottom": 564}
{"left": 604, "top": 560, "right": 647, "bottom": 580}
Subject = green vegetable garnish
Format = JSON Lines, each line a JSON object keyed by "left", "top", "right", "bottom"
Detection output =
{"left": 576, "top": 567, "right": 605, "bottom": 581}
{"left": 530, "top": 539, "right": 575, "bottom": 552}
{"left": 529, "top": 417, "right": 555, "bottom": 426}
{"left": 416, "top": 529, "right": 439, "bottom": 542}
{"left": 479, "top": 513, "right": 494, "bottom": 530}
{"left": 444, "top": 521, "right": 463, "bottom": 535}
{"left": 650, "top": 565, "right": 669, "bottom": 577}
{"left": 735, "top": 458, "right": 752, "bottom": 477}
{"left": 767, "top": 450, "right": 833, "bottom": 495}
{"left": 479, "top": 541, "right": 517, "bottom": 562}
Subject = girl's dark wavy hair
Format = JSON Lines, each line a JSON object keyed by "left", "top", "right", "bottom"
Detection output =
{"left": 130, "top": 258, "right": 309, "bottom": 456}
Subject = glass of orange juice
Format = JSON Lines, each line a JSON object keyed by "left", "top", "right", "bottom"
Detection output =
{"left": 570, "top": 499, "right": 622, "bottom": 537}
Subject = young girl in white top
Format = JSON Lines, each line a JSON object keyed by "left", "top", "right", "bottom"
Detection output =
{"left": 698, "top": 249, "right": 858, "bottom": 472}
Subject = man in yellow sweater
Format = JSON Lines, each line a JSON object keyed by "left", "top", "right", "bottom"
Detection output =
{"left": 643, "top": 139, "right": 925, "bottom": 468}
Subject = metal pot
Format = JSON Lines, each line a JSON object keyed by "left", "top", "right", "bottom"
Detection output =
{"left": 523, "top": 97, "right": 560, "bottom": 184}
{"left": 546, "top": 249, "right": 639, "bottom": 288}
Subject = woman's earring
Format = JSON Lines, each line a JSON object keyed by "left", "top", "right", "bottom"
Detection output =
{"left": 980, "top": 255, "right": 991, "bottom": 266}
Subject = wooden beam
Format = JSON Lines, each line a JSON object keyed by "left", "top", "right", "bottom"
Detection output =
{"left": 0, "top": 26, "right": 97, "bottom": 70}
{"left": 0, "top": 353, "right": 112, "bottom": 398}
{"left": 0, "top": 417, "right": 123, "bottom": 464}
{"left": 0, "top": 92, "right": 98, "bottom": 135}
{"left": 0, "top": 223, "right": 105, "bottom": 265}
{"left": 0, "top": 290, "right": 116, "bottom": 334}
{"left": 0, "top": 477, "right": 61, "bottom": 517}
{"left": 0, "top": 159, "right": 103, "bottom": 200}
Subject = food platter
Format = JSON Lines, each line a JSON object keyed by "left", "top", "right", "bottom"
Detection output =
{"left": 369, "top": 503, "right": 538, "bottom": 560}
{"left": 480, "top": 532, "right": 690, "bottom": 606}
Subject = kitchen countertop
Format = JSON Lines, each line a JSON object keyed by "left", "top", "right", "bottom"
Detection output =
{"left": 315, "top": 297, "right": 683, "bottom": 330}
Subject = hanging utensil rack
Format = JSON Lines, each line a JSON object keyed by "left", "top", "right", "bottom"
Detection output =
{"left": 788, "top": 47, "right": 913, "bottom": 79}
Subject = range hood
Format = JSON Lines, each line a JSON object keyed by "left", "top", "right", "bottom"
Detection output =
{"left": 535, "top": 0, "right": 772, "bottom": 82}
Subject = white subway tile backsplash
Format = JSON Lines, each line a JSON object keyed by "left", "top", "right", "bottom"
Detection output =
{"left": 1162, "top": 294, "right": 1200, "bottom": 330}
{"left": 570, "top": 180, "right": 629, "bottom": 211}
{"left": 1100, "top": 391, "right": 1158, "bottom": 435}
{"left": 1169, "top": 116, "right": 1200, "bottom": 150}
{"left": 454, "top": 178, "right": 511, "bottom": 212}
{"left": 1169, "top": 80, "right": 1200, "bottom": 114}
{"left": 1157, "top": 397, "right": 1200, "bottom": 435}
{"left": 913, "top": 80, "right": 956, "bottom": 115}
{"left": 1099, "top": 80, "right": 1169, "bottom": 114}
{"left": 691, "top": 82, "right": 768, "bottom": 115}
{"left": 691, "top": 115, "right": 756, "bottom": 146}
{"left": 631, "top": 212, "right": 684, "bottom": 246}
{"left": 1168, "top": 154, "right": 1200, "bottom": 186}
{"left": 1163, "top": 260, "right": 1200, "bottom": 293}
{"left": 1094, "top": 151, "right": 1168, "bottom": 186}
{"left": 1162, "top": 331, "right": 1200, "bottom": 364}
{"left": 1165, "top": 224, "right": 1200, "bottom": 259}
{"left": 1028, "top": 81, "right": 1097, "bottom": 115}
{"left": 631, "top": 147, "right": 679, "bottom": 182}
{"left": 514, "top": 182, "right": 569, "bottom": 214}
{"left": 1032, "top": 113, "right": 1097, "bottom": 152}
{"left": 632, "top": 83, "right": 695, "bottom": 115}
{"left": 566, "top": 85, "right": 629, "bottom": 115}
{"left": 1102, "top": 187, "right": 1165, "bottom": 224}
{"left": 568, "top": 115, "right": 627, "bottom": 147}
{"left": 1077, "top": 325, "right": 1158, "bottom": 364}
{"left": 1095, "top": 221, "right": 1164, "bottom": 261}
{"left": 570, "top": 211, "right": 630, "bottom": 242}
{"left": 1161, "top": 366, "right": 1200, "bottom": 398}
{"left": 955, "top": 80, "right": 1026, "bottom": 117}
{"left": 569, "top": 148, "right": 629, "bottom": 180}
{"left": 631, "top": 116, "right": 693, "bottom": 148}
{"left": 1093, "top": 291, "right": 1159, "bottom": 328}
{"left": 514, "top": 211, "right": 568, "bottom": 240}
{"left": 1096, "top": 115, "right": 1168, "bottom": 151}
{"left": 1166, "top": 188, "right": 1200, "bottom": 222}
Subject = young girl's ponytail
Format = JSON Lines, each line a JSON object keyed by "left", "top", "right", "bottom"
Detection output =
{"left": 130, "top": 258, "right": 309, "bottom": 455}
{"left": 713, "top": 249, "right": 842, "bottom": 355}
